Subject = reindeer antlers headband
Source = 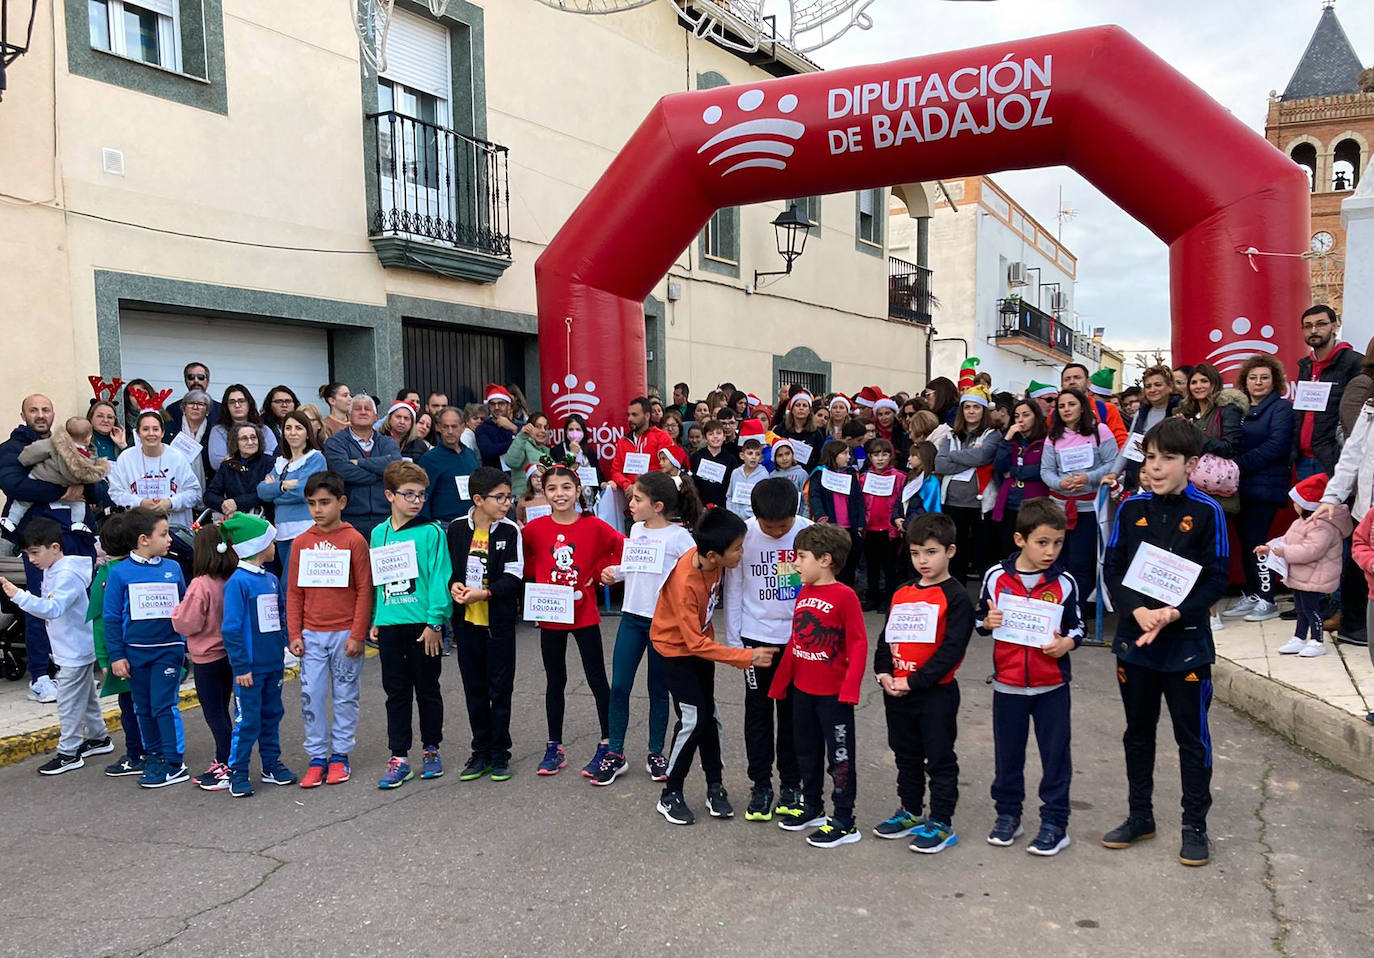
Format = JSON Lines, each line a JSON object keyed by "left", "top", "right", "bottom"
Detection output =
{"left": 88, "top": 376, "right": 124, "bottom": 403}
{"left": 128, "top": 385, "right": 174, "bottom": 413}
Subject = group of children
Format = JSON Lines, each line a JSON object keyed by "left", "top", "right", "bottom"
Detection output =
{"left": 10, "top": 414, "right": 1236, "bottom": 867}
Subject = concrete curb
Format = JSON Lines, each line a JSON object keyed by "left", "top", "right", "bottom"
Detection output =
{"left": 1213, "top": 657, "right": 1374, "bottom": 783}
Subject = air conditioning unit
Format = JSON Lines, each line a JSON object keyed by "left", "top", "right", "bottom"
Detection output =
{"left": 1007, "top": 262, "right": 1029, "bottom": 287}
{"left": 1051, "top": 291, "right": 1068, "bottom": 312}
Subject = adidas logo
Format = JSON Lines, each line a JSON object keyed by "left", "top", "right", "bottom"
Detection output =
{"left": 550, "top": 373, "right": 601, "bottom": 420}
{"left": 1205, "top": 316, "right": 1278, "bottom": 381}
{"left": 697, "top": 89, "right": 805, "bottom": 177}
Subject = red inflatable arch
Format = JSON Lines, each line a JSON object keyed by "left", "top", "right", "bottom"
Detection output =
{"left": 535, "top": 26, "right": 1309, "bottom": 446}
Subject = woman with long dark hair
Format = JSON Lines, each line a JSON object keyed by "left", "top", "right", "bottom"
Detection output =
{"left": 208, "top": 384, "right": 277, "bottom": 471}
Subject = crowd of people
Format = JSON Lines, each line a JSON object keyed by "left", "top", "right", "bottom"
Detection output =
{"left": 2, "top": 301, "right": 1372, "bottom": 867}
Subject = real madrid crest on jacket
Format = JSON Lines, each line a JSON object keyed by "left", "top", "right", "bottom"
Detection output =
{"left": 975, "top": 555, "right": 1085, "bottom": 689}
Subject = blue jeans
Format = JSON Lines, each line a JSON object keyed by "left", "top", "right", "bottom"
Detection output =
{"left": 607, "top": 612, "right": 668, "bottom": 755}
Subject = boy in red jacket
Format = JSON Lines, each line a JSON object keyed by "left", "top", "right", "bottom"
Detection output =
{"left": 768, "top": 524, "right": 868, "bottom": 848}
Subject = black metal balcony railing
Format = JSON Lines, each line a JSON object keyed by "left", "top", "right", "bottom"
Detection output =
{"left": 889, "top": 256, "right": 933, "bottom": 325}
{"left": 995, "top": 298, "right": 1073, "bottom": 357}
{"left": 368, "top": 111, "right": 511, "bottom": 259}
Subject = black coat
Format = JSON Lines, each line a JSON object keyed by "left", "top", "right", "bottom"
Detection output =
{"left": 1295, "top": 344, "right": 1365, "bottom": 472}
{"left": 1237, "top": 392, "right": 1295, "bottom": 504}
{"left": 205, "top": 454, "right": 274, "bottom": 516}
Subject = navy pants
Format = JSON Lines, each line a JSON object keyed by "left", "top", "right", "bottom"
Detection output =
{"left": 192, "top": 657, "right": 234, "bottom": 765}
{"left": 1117, "top": 659, "right": 1213, "bottom": 829}
{"left": 1292, "top": 590, "right": 1326, "bottom": 644}
{"left": 127, "top": 644, "right": 186, "bottom": 765}
{"left": 1063, "top": 514, "right": 1097, "bottom": 622}
{"left": 229, "top": 669, "right": 285, "bottom": 775}
{"left": 608, "top": 612, "right": 669, "bottom": 756}
{"left": 116, "top": 691, "right": 145, "bottom": 760}
{"left": 991, "top": 685, "right": 1072, "bottom": 828}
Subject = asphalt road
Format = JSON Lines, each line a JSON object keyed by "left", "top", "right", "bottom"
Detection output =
{"left": 3, "top": 615, "right": 1372, "bottom": 958}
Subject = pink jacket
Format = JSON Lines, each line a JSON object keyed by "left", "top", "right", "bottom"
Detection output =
{"left": 170, "top": 575, "right": 228, "bottom": 664}
{"left": 1277, "top": 505, "right": 1353, "bottom": 593}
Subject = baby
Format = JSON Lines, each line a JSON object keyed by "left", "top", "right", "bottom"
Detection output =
{"left": 3, "top": 417, "right": 109, "bottom": 534}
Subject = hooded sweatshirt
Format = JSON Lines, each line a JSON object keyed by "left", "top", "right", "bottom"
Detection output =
{"left": 723, "top": 515, "right": 813, "bottom": 646}
{"left": 286, "top": 521, "right": 374, "bottom": 643}
{"left": 12, "top": 555, "right": 95, "bottom": 667}
{"left": 1276, "top": 504, "right": 1353, "bottom": 593}
{"left": 370, "top": 515, "right": 453, "bottom": 627}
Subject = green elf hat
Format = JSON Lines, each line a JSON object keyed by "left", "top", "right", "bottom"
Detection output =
{"left": 1027, "top": 380, "right": 1057, "bottom": 399}
{"left": 218, "top": 512, "right": 276, "bottom": 559}
{"left": 958, "top": 356, "right": 982, "bottom": 392}
{"left": 1089, "top": 368, "right": 1116, "bottom": 397}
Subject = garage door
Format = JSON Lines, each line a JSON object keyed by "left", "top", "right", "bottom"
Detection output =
{"left": 119, "top": 311, "right": 331, "bottom": 411}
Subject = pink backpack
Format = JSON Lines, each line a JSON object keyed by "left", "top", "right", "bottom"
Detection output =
{"left": 1191, "top": 454, "right": 1239, "bottom": 497}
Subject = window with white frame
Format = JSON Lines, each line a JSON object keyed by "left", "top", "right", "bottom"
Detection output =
{"left": 857, "top": 188, "right": 882, "bottom": 246}
{"left": 88, "top": 0, "right": 181, "bottom": 72}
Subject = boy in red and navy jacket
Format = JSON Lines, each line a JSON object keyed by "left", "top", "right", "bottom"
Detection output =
{"left": 873, "top": 513, "right": 972, "bottom": 854}
{"left": 768, "top": 524, "right": 868, "bottom": 848}
{"left": 975, "top": 498, "right": 1083, "bottom": 857}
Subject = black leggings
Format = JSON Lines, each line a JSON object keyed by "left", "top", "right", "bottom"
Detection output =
{"left": 946, "top": 506, "right": 992, "bottom": 583}
{"left": 540, "top": 626, "right": 611, "bottom": 742}
{"left": 192, "top": 657, "right": 234, "bottom": 765}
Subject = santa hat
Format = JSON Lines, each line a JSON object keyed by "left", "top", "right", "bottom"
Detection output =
{"left": 746, "top": 393, "right": 762, "bottom": 409}
{"left": 484, "top": 383, "right": 512, "bottom": 404}
{"left": 829, "top": 395, "right": 852, "bottom": 413}
{"left": 659, "top": 445, "right": 687, "bottom": 470}
{"left": 959, "top": 384, "right": 992, "bottom": 408}
{"left": 853, "top": 386, "right": 882, "bottom": 409}
{"left": 1028, "top": 380, "right": 1058, "bottom": 400}
{"left": 1090, "top": 368, "right": 1116, "bottom": 397}
{"left": 873, "top": 397, "right": 899, "bottom": 415}
{"left": 958, "top": 357, "right": 982, "bottom": 393}
{"left": 771, "top": 437, "right": 794, "bottom": 454}
{"left": 788, "top": 391, "right": 814, "bottom": 409}
{"left": 524, "top": 463, "right": 540, "bottom": 480}
{"left": 217, "top": 512, "right": 276, "bottom": 559}
{"left": 1290, "top": 473, "right": 1329, "bottom": 512}
{"left": 386, "top": 400, "right": 417, "bottom": 420}
{"left": 739, "top": 419, "right": 766, "bottom": 445}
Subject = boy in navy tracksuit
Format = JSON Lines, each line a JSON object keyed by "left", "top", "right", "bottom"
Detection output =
{"left": 102, "top": 507, "right": 189, "bottom": 789}
{"left": 975, "top": 498, "right": 1083, "bottom": 857}
{"left": 219, "top": 512, "right": 296, "bottom": 797}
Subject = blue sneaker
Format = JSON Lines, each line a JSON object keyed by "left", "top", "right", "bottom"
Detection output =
{"left": 910, "top": 820, "right": 959, "bottom": 854}
{"left": 378, "top": 756, "right": 413, "bottom": 789}
{"left": 136, "top": 755, "right": 166, "bottom": 788}
{"left": 421, "top": 747, "right": 443, "bottom": 779}
{"left": 537, "top": 741, "right": 566, "bottom": 776}
{"left": 873, "top": 808, "right": 925, "bottom": 839}
{"left": 261, "top": 762, "right": 297, "bottom": 786}
{"left": 229, "top": 771, "right": 254, "bottom": 798}
{"left": 581, "top": 742, "right": 610, "bottom": 777}
{"left": 987, "top": 814, "right": 1024, "bottom": 847}
{"left": 1027, "top": 824, "right": 1071, "bottom": 857}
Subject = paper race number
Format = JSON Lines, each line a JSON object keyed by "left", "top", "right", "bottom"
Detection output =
{"left": 620, "top": 537, "right": 666, "bottom": 575}
{"left": 695, "top": 459, "right": 727, "bottom": 484}
{"left": 128, "top": 582, "right": 178, "bottom": 621}
{"left": 885, "top": 602, "right": 939, "bottom": 644}
{"left": 297, "top": 548, "right": 351, "bottom": 588}
{"left": 622, "top": 452, "right": 651, "bottom": 475}
{"left": 992, "top": 594, "right": 1064, "bottom": 648}
{"left": 523, "top": 583, "right": 575, "bottom": 624}
{"left": 369, "top": 540, "right": 419, "bottom": 586}
{"left": 1122, "top": 542, "right": 1203, "bottom": 606}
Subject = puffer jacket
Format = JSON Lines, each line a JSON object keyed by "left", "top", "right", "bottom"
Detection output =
{"left": 1323, "top": 399, "right": 1374, "bottom": 522}
{"left": 1236, "top": 391, "right": 1295, "bottom": 504}
{"left": 1277, "top": 504, "right": 1353, "bottom": 593}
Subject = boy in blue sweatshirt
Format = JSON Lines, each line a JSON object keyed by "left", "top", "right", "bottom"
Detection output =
{"left": 102, "top": 507, "right": 189, "bottom": 789}
{"left": 219, "top": 512, "right": 296, "bottom": 797}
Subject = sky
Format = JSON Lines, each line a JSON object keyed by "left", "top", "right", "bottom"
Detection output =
{"left": 811, "top": 0, "right": 1374, "bottom": 363}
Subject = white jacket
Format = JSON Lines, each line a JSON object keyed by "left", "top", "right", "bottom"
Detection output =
{"left": 1323, "top": 398, "right": 1374, "bottom": 521}
{"left": 13, "top": 555, "right": 95, "bottom": 667}
{"left": 723, "top": 515, "right": 813, "bottom": 646}
{"left": 108, "top": 445, "right": 202, "bottom": 529}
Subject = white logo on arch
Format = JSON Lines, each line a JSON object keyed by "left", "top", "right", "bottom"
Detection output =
{"left": 698, "top": 89, "right": 805, "bottom": 177}
{"left": 550, "top": 373, "right": 600, "bottom": 420}
{"left": 1205, "top": 316, "right": 1278, "bottom": 381}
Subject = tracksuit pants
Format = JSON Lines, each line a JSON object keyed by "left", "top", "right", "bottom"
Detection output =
{"left": 792, "top": 689, "right": 857, "bottom": 824}
{"left": 540, "top": 626, "right": 610, "bottom": 742}
{"left": 192, "top": 657, "right": 234, "bottom": 765}
{"left": 127, "top": 644, "right": 186, "bottom": 765}
{"left": 662, "top": 655, "right": 724, "bottom": 796}
{"left": 1236, "top": 501, "right": 1280, "bottom": 604}
{"left": 742, "top": 637, "right": 798, "bottom": 792}
{"left": 1117, "top": 659, "right": 1213, "bottom": 829}
{"left": 300, "top": 629, "right": 365, "bottom": 761}
{"left": 228, "top": 670, "right": 285, "bottom": 775}
{"left": 54, "top": 662, "right": 107, "bottom": 756}
{"left": 608, "top": 612, "right": 669, "bottom": 756}
{"left": 455, "top": 621, "right": 516, "bottom": 765}
{"left": 883, "top": 681, "right": 960, "bottom": 824}
{"left": 377, "top": 623, "right": 443, "bottom": 757}
{"left": 991, "top": 685, "right": 1072, "bottom": 828}
{"left": 116, "top": 691, "right": 145, "bottom": 761}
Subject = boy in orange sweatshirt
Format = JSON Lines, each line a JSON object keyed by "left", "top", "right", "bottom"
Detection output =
{"left": 650, "top": 508, "right": 778, "bottom": 826}
{"left": 286, "top": 472, "right": 374, "bottom": 787}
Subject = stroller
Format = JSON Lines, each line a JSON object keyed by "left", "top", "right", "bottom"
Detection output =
{"left": 0, "top": 554, "right": 28, "bottom": 681}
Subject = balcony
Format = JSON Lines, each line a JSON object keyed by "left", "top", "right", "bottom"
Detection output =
{"left": 993, "top": 298, "right": 1073, "bottom": 359}
{"left": 367, "top": 111, "right": 512, "bottom": 283}
{"left": 889, "top": 256, "right": 932, "bottom": 325}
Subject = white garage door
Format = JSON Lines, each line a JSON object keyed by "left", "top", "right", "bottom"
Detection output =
{"left": 119, "top": 311, "right": 331, "bottom": 411}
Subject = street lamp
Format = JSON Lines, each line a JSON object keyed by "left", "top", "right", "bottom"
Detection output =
{"left": 1, "top": 0, "right": 40, "bottom": 102}
{"left": 752, "top": 203, "right": 814, "bottom": 288}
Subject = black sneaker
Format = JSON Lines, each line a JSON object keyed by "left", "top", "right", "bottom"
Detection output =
{"left": 744, "top": 786, "right": 774, "bottom": 822}
{"left": 590, "top": 751, "right": 627, "bottom": 787}
{"left": 774, "top": 785, "right": 803, "bottom": 817}
{"left": 1178, "top": 826, "right": 1210, "bottom": 866}
{"left": 657, "top": 791, "right": 696, "bottom": 826}
{"left": 1279, "top": 606, "right": 1298, "bottom": 621}
{"left": 777, "top": 803, "right": 826, "bottom": 832}
{"left": 105, "top": 754, "right": 145, "bottom": 777}
{"left": 1027, "top": 823, "right": 1071, "bottom": 857}
{"left": 986, "top": 814, "right": 1024, "bottom": 847}
{"left": 705, "top": 784, "right": 734, "bottom": 818}
{"left": 38, "top": 752, "right": 84, "bottom": 776}
{"left": 1338, "top": 627, "right": 1369, "bottom": 647}
{"left": 1101, "top": 816, "right": 1157, "bottom": 849}
{"left": 806, "top": 819, "right": 861, "bottom": 848}
{"left": 645, "top": 753, "right": 668, "bottom": 782}
{"left": 459, "top": 754, "right": 493, "bottom": 782}
{"left": 78, "top": 736, "right": 115, "bottom": 757}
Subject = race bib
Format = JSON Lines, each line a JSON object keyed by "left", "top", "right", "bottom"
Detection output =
{"left": 577, "top": 466, "right": 598, "bottom": 488}
{"left": 820, "top": 469, "right": 852, "bottom": 495}
{"left": 1123, "top": 542, "right": 1203, "bottom": 606}
{"left": 623, "top": 452, "right": 651, "bottom": 475}
{"left": 455, "top": 475, "right": 471, "bottom": 500}
{"left": 696, "top": 459, "right": 727, "bottom": 484}
{"left": 1057, "top": 443, "right": 1095, "bottom": 473}
{"left": 128, "top": 582, "right": 178, "bottom": 621}
{"left": 789, "top": 440, "right": 814, "bottom": 464}
{"left": 134, "top": 476, "right": 170, "bottom": 500}
{"left": 886, "top": 602, "right": 939, "bottom": 644}
{"left": 297, "top": 548, "right": 351, "bottom": 588}
{"left": 370, "top": 540, "right": 419, "bottom": 586}
{"left": 524, "top": 504, "right": 553, "bottom": 522}
{"left": 993, "top": 595, "right": 1064, "bottom": 649}
{"left": 902, "top": 480, "right": 921, "bottom": 504}
{"left": 1122, "top": 432, "right": 1146, "bottom": 463}
{"left": 864, "top": 472, "right": 896, "bottom": 496}
{"left": 949, "top": 467, "right": 975, "bottom": 483}
{"left": 1293, "top": 380, "right": 1333, "bottom": 413}
{"left": 256, "top": 592, "right": 281, "bottom": 633}
{"left": 1258, "top": 538, "right": 1288, "bottom": 579}
{"left": 465, "top": 555, "right": 485, "bottom": 589}
{"left": 621, "top": 537, "right": 666, "bottom": 575}
{"left": 732, "top": 480, "right": 758, "bottom": 506}
{"left": 169, "top": 431, "right": 201, "bottom": 460}
{"left": 524, "top": 583, "right": 575, "bottom": 623}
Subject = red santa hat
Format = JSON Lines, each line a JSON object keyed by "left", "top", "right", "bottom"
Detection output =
{"left": 386, "top": 400, "right": 417, "bottom": 420}
{"left": 746, "top": 393, "right": 762, "bottom": 409}
{"left": 524, "top": 462, "right": 541, "bottom": 480}
{"left": 484, "top": 383, "right": 512, "bottom": 404}
{"left": 739, "top": 419, "right": 766, "bottom": 445}
{"left": 853, "top": 386, "right": 883, "bottom": 409}
{"left": 788, "top": 391, "right": 814, "bottom": 409}
{"left": 829, "top": 395, "right": 852, "bottom": 413}
{"left": 873, "top": 397, "right": 899, "bottom": 415}
{"left": 1290, "top": 473, "right": 1329, "bottom": 512}
{"left": 659, "top": 445, "right": 687, "bottom": 470}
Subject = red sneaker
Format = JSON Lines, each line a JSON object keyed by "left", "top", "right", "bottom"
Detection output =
{"left": 299, "top": 760, "right": 327, "bottom": 789}
{"left": 325, "top": 755, "right": 351, "bottom": 785}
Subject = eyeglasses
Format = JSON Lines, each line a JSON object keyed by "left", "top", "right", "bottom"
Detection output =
{"left": 186, "top": 373, "right": 208, "bottom": 382}
{"left": 484, "top": 493, "right": 514, "bottom": 503}
{"left": 1302, "top": 320, "right": 1333, "bottom": 331}
{"left": 227, "top": 397, "right": 249, "bottom": 406}
{"left": 394, "top": 490, "right": 427, "bottom": 503}
{"left": 270, "top": 398, "right": 294, "bottom": 406}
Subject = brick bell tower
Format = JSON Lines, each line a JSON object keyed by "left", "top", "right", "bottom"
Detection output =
{"left": 1265, "top": 1, "right": 1372, "bottom": 317}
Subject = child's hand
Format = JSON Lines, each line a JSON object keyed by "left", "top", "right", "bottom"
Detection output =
{"left": 370, "top": 626, "right": 380, "bottom": 643}
{"left": 1132, "top": 606, "right": 1166, "bottom": 633}
{"left": 1271, "top": 544, "right": 1284, "bottom": 557}
{"left": 449, "top": 583, "right": 466, "bottom": 602}
{"left": 983, "top": 598, "right": 1004, "bottom": 630}
{"left": 345, "top": 638, "right": 365, "bottom": 658}
{"left": 111, "top": 658, "right": 130, "bottom": 679}
{"left": 288, "top": 638, "right": 304, "bottom": 657}
{"left": 892, "top": 675, "right": 911, "bottom": 694}
{"left": 419, "top": 626, "right": 442, "bottom": 657}
{"left": 1042, "top": 633, "right": 1074, "bottom": 659}
{"left": 750, "top": 647, "right": 778, "bottom": 667}
{"left": 458, "top": 588, "right": 487, "bottom": 607}
{"left": 281, "top": 479, "right": 298, "bottom": 491}
{"left": 236, "top": 672, "right": 254, "bottom": 687}
{"left": 0, "top": 577, "right": 17, "bottom": 599}
{"left": 1254, "top": 544, "right": 1270, "bottom": 558}
{"left": 600, "top": 567, "right": 618, "bottom": 585}
{"left": 1136, "top": 607, "right": 1181, "bottom": 646}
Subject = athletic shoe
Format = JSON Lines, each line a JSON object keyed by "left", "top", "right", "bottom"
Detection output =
{"left": 705, "top": 784, "right": 734, "bottom": 819}
{"left": 536, "top": 741, "right": 566, "bottom": 776}
{"left": 645, "top": 752, "right": 668, "bottom": 781}
{"left": 1179, "top": 826, "right": 1210, "bottom": 866}
{"left": 774, "top": 785, "right": 804, "bottom": 818}
{"left": 78, "top": 736, "right": 115, "bottom": 757}
{"left": 1338, "top": 627, "right": 1369, "bottom": 647}
{"left": 1280, "top": 606, "right": 1298, "bottom": 621}
{"left": 37, "top": 752, "right": 84, "bottom": 775}
{"left": 1101, "top": 816, "right": 1156, "bottom": 849}
{"left": 105, "top": 754, "right": 145, "bottom": 777}
{"left": 1277, "top": 636, "right": 1306, "bottom": 655}
{"left": 490, "top": 762, "right": 512, "bottom": 782}
{"left": 229, "top": 771, "right": 254, "bottom": 798}
{"left": 1027, "top": 824, "right": 1071, "bottom": 857}
{"left": 28, "top": 675, "right": 57, "bottom": 703}
{"left": 777, "top": 804, "right": 826, "bottom": 832}
{"left": 140, "top": 760, "right": 189, "bottom": 789}
{"left": 1209, "top": 613, "right": 1224, "bottom": 633}
{"left": 378, "top": 756, "right": 413, "bottom": 789}
{"left": 1243, "top": 599, "right": 1281, "bottom": 622}
{"left": 986, "top": 814, "right": 1024, "bottom": 847}
{"left": 910, "top": 820, "right": 958, "bottom": 854}
{"left": 1222, "top": 594, "right": 1258, "bottom": 618}
{"left": 1299, "top": 638, "right": 1327, "bottom": 657}
{"left": 744, "top": 786, "right": 775, "bottom": 822}
{"left": 460, "top": 754, "right": 493, "bottom": 782}
{"left": 420, "top": 748, "right": 443, "bottom": 779}
{"left": 581, "top": 743, "right": 610, "bottom": 777}
{"left": 657, "top": 791, "right": 695, "bottom": 826}
{"left": 590, "top": 750, "right": 627, "bottom": 786}
{"left": 325, "top": 754, "right": 350, "bottom": 785}
{"left": 874, "top": 808, "right": 925, "bottom": 839}
{"left": 261, "top": 762, "right": 297, "bottom": 786}
{"left": 299, "top": 759, "right": 328, "bottom": 789}
{"left": 806, "top": 819, "right": 861, "bottom": 848}
{"left": 196, "top": 762, "right": 231, "bottom": 791}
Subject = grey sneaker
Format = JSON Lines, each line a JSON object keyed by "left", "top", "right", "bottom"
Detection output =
{"left": 1243, "top": 599, "right": 1281, "bottom": 622}
{"left": 1222, "top": 595, "right": 1259, "bottom": 618}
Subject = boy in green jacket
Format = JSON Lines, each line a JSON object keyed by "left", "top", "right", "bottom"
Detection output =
{"left": 370, "top": 460, "right": 453, "bottom": 788}
{"left": 88, "top": 513, "right": 146, "bottom": 776}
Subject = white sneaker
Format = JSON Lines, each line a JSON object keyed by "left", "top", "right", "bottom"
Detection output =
{"left": 1244, "top": 599, "right": 1281, "bottom": 622}
{"left": 1299, "top": 639, "right": 1327, "bottom": 658}
{"left": 1223, "top": 595, "right": 1259, "bottom": 618}
{"left": 1210, "top": 614, "right": 1225, "bottom": 632}
{"left": 28, "top": 675, "right": 57, "bottom": 703}
{"left": 1276, "top": 636, "right": 1306, "bottom": 654}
